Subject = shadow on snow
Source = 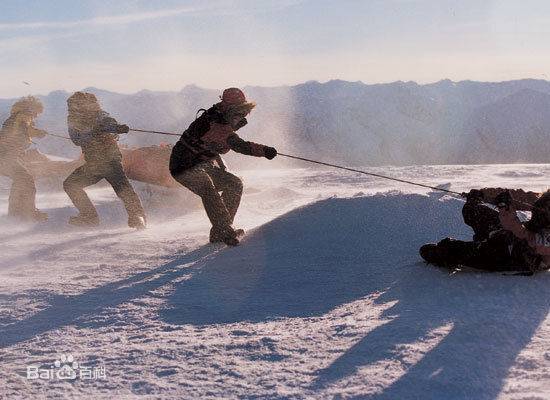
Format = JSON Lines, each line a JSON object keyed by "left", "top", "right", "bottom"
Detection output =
{"left": 159, "top": 193, "right": 549, "bottom": 399}
{"left": 1, "top": 193, "right": 548, "bottom": 399}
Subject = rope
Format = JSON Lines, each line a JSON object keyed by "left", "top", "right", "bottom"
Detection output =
{"left": 128, "top": 128, "right": 464, "bottom": 197}
{"left": 130, "top": 128, "right": 181, "bottom": 137}
{"left": 46, "top": 132, "right": 72, "bottom": 140}
{"left": 277, "top": 153, "right": 536, "bottom": 210}
{"left": 278, "top": 153, "right": 464, "bottom": 196}
{"left": 46, "top": 129, "right": 461, "bottom": 195}
{"left": 43, "top": 128, "right": 534, "bottom": 209}
{"left": 45, "top": 128, "right": 181, "bottom": 140}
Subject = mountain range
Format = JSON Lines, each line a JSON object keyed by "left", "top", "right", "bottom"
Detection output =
{"left": 1, "top": 79, "right": 550, "bottom": 166}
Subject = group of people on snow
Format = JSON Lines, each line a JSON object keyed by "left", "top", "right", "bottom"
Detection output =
{"left": 1, "top": 88, "right": 550, "bottom": 273}
{"left": 0, "top": 88, "right": 278, "bottom": 245}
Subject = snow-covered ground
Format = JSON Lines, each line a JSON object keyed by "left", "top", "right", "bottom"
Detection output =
{"left": 1, "top": 163, "right": 549, "bottom": 399}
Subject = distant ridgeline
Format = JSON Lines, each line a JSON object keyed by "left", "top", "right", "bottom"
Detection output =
{"left": 2, "top": 79, "right": 550, "bottom": 166}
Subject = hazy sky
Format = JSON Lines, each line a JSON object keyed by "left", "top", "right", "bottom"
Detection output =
{"left": 1, "top": 0, "right": 550, "bottom": 97}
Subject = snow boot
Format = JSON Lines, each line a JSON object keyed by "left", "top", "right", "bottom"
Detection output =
{"left": 68, "top": 214, "right": 100, "bottom": 227}
{"left": 420, "top": 238, "right": 474, "bottom": 267}
{"left": 209, "top": 226, "right": 241, "bottom": 246}
{"left": 8, "top": 208, "right": 48, "bottom": 222}
{"left": 420, "top": 244, "right": 445, "bottom": 265}
{"left": 30, "top": 209, "right": 48, "bottom": 222}
{"left": 128, "top": 215, "right": 147, "bottom": 230}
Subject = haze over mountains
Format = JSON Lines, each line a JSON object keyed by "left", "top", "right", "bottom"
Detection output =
{"left": 1, "top": 79, "right": 550, "bottom": 166}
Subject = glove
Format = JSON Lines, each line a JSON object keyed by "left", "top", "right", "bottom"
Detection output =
{"left": 462, "top": 189, "right": 484, "bottom": 202}
{"left": 215, "top": 155, "right": 226, "bottom": 171}
{"left": 495, "top": 190, "right": 513, "bottom": 210}
{"left": 35, "top": 129, "right": 48, "bottom": 138}
{"left": 233, "top": 118, "right": 248, "bottom": 131}
{"left": 264, "top": 146, "right": 277, "bottom": 160}
{"left": 116, "top": 124, "right": 130, "bottom": 134}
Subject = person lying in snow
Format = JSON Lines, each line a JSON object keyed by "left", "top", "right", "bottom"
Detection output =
{"left": 169, "top": 88, "right": 278, "bottom": 246}
{"left": 420, "top": 188, "right": 550, "bottom": 274}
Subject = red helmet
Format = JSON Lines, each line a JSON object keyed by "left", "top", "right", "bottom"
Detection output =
{"left": 221, "top": 88, "right": 246, "bottom": 105}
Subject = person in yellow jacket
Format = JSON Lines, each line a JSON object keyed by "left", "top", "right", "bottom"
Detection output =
{"left": 0, "top": 96, "right": 48, "bottom": 221}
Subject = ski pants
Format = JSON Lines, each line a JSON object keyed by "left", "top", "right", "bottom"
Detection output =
{"left": 0, "top": 155, "right": 38, "bottom": 218}
{"left": 172, "top": 161, "right": 243, "bottom": 230}
{"left": 63, "top": 159, "right": 145, "bottom": 220}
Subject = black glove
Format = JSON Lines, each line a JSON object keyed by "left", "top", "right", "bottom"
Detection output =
{"left": 495, "top": 190, "right": 512, "bottom": 210}
{"left": 264, "top": 146, "right": 277, "bottom": 160}
{"left": 117, "top": 124, "right": 130, "bottom": 134}
{"left": 462, "top": 189, "right": 484, "bottom": 202}
{"left": 233, "top": 118, "right": 248, "bottom": 130}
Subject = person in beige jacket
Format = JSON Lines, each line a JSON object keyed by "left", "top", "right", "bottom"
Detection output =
{"left": 63, "top": 92, "right": 146, "bottom": 229}
{"left": 0, "top": 96, "right": 48, "bottom": 221}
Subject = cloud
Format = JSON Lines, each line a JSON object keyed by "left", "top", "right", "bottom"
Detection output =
{"left": 0, "top": 4, "right": 217, "bottom": 31}
{"left": 0, "top": 3, "right": 230, "bottom": 54}
{"left": 0, "top": 32, "right": 78, "bottom": 52}
{"left": 0, "top": 0, "right": 303, "bottom": 31}
{"left": 0, "top": 0, "right": 305, "bottom": 55}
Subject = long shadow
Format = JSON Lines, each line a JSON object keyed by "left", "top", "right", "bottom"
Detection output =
{"left": 0, "top": 245, "right": 221, "bottom": 349}
{"left": 158, "top": 193, "right": 549, "bottom": 399}
{"left": 316, "top": 263, "right": 550, "bottom": 400}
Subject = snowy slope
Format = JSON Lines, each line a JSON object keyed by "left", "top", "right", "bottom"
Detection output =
{"left": 0, "top": 165, "right": 549, "bottom": 399}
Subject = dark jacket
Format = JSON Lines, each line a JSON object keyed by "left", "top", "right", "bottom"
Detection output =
{"left": 170, "top": 104, "right": 266, "bottom": 175}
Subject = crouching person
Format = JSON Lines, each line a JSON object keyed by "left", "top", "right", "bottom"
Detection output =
{"left": 63, "top": 92, "right": 146, "bottom": 229}
{"left": 420, "top": 188, "right": 550, "bottom": 274}
{"left": 169, "top": 88, "right": 277, "bottom": 246}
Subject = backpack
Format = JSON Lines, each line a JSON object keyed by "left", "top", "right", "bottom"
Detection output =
{"left": 184, "top": 105, "right": 247, "bottom": 146}
{"left": 169, "top": 105, "right": 248, "bottom": 174}
{"left": 183, "top": 106, "right": 225, "bottom": 146}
